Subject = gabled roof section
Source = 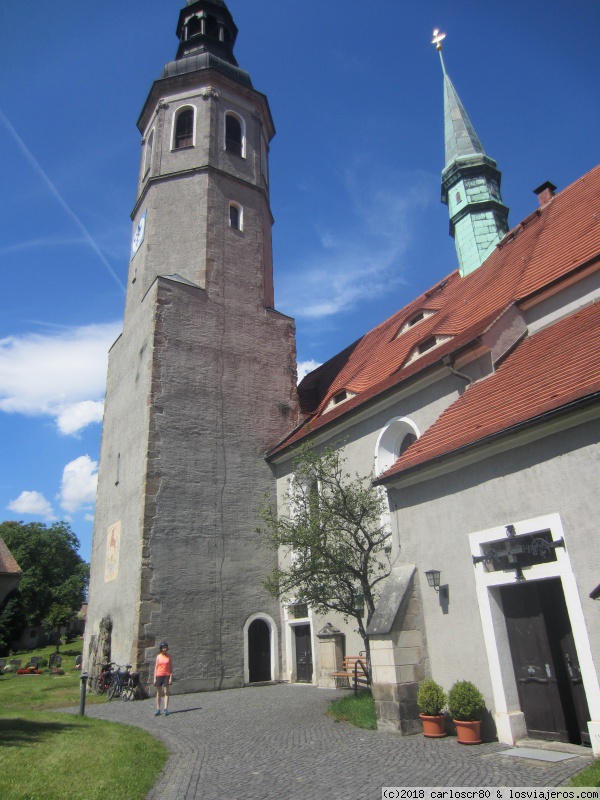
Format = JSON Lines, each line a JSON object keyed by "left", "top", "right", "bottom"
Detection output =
{"left": 268, "top": 165, "right": 600, "bottom": 458}
{"left": 0, "top": 537, "right": 22, "bottom": 576}
{"left": 377, "top": 299, "right": 600, "bottom": 482}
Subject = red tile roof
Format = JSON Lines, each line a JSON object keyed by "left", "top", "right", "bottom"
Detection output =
{"left": 377, "top": 299, "right": 600, "bottom": 482}
{"left": 0, "top": 537, "right": 22, "bottom": 576}
{"left": 269, "top": 164, "right": 600, "bottom": 457}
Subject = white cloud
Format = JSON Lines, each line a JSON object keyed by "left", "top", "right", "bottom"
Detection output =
{"left": 59, "top": 455, "right": 98, "bottom": 514}
{"left": 0, "top": 321, "right": 120, "bottom": 435}
{"left": 8, "top": 490, "right": 56, "bottom": 521}
{"left": 279, "top": 165, "right": 432, "bottom": 321}
{"left": 297, "top": 360, "right": 321, "bottom": 381}
{"left": 57, "top": 401, "right": 105, "bottom": 435}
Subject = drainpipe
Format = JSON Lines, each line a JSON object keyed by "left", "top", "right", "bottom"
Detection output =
{"left": 442, "top": 354, "right": 473, "bottom": 385}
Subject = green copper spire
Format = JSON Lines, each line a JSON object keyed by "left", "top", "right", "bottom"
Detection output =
{"left": 433, "top": 30, "right": 509, "bottom": 277}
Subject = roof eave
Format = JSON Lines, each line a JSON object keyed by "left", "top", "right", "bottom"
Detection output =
{"left": 375, "top": 391, "right": 600, "bottom": 488}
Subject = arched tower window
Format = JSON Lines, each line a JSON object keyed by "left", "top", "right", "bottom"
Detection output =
{"left": 173, "top": 107, "right": 195, "bottom": 150}
{"left": 205, "top": 15, "right": 219, "bottom": 40}
{"left": 229, "top": 202, "right": 243, "bottom": 231}
{"left": 186, "top": 15, "right": 201, "bottom": 38}
{"left": 225, "top": 112, "right": 245, "bottom": 158}
{"left": 144, "top": 129, "right": 154, "bottom": 177}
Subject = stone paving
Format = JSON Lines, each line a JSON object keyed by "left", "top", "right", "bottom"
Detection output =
{"left": 78, "top": 684, "right": 593, "bottom": 800}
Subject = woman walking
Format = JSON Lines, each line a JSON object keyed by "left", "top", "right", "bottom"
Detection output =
{"left": 154, "top": 641, "right": 173, "bottom": 716}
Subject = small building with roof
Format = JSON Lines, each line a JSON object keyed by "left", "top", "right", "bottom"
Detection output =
{"left": 0, "top": 536, "right": 22, "bottom": 607}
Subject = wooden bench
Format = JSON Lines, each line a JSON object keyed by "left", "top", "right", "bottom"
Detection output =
{"left": 331, "top": 654, "right": 370, "bottom": 693}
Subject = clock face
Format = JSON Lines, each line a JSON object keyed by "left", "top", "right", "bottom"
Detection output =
{"left": 131, "top": 211, "right": 146, "bottom": 259}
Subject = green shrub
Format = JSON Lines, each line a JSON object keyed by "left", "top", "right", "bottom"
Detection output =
{"left": 447, "top": 680, "right": 486, "bottom": 721}
{"left": 416, "top": 679, "right": 447, "bottom": 716}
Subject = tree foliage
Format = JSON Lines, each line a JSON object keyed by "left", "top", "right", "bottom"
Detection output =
{"left": 259, "top": 443, "right": 391, "bottom": 654}
{"left": 0, "top": 589, "right": 27, "bottom": 656}
{"left": 0, "top": 521, "right": 89, "bottom": 639}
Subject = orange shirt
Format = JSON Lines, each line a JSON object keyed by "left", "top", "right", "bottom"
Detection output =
{"left": 155, "top": 653, "right": 172, "bottom": 678}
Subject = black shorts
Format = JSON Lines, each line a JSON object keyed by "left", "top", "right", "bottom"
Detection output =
{"left": 155, "top": 675, "right": 171, "bottom": 687}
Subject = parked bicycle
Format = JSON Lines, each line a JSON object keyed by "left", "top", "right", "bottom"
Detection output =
{"left": 93, "top": 662, "right": 115, "bottom": 695}
{"left": 107, "top": 665, "right": 141, "bottom": 701}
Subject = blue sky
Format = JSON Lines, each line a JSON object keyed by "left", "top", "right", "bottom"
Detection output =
{"left": 1, "top": 0, "right": 598, "bottom": 563}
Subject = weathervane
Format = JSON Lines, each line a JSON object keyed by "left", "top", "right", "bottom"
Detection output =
{"left": 432, "top": 29, "right": 446, "bottom": 51}
{"left": 432, "top": 28, "right": 447, "bottom": 72}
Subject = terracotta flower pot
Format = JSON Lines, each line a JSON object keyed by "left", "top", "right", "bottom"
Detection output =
{"left": 453, "top": 719, "right": 481, "bottom": 744}
{"left": 419, "top": 713, "right": 447, "bottom": 738}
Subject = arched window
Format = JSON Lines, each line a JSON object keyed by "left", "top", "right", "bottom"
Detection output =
{"left": 143, "top": 129, "right": 154, "bottom": 176}
{"left": 225, "top": 112, "right": 244, "bottom": 157}
{"left": 174, "top": 107, "right": 194, "bottom": 150}
{"left": 186, "top": 15, "right": 201, "bottom": 38}
{"left": 375, "top": 417, "right": 420, "bottom": 476}
{"left": 229, "top": 202, "right": 243, "bottom": 231}
{"left": 205, "top": 15, "right": 219, "bottom": 40}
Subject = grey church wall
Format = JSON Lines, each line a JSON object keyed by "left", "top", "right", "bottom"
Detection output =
{"left": 271, "top": 368, "right": 467, "bottom": 684}
{"left": 386, "top": 414, "right": 600, "bottom": 719}
{"left": 84, "top": 285, "right": 156, "bottom": 672}
{"left": 134, "top": 274, "right": 296, "bottom": 692}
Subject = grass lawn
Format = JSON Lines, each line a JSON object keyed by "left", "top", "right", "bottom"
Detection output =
{"left": 327, "top": 689, "right": 377, "bottom": 730}
{"left": 0, "top": 641, "right": 168, "bottom": 800}
{"left": 568, "top": 759, "right": 600, "bottom": 787}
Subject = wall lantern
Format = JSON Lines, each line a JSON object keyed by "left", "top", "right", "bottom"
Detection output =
{"left": 424, "top": 570, "right": 449, "bottom": 602}
{"left": 425, "top": 569, "right": 441, "bottom": 590}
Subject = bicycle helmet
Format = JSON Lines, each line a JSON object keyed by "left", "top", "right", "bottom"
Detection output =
{"left": 159, "top": 641, "right": 168, "bottom": 649}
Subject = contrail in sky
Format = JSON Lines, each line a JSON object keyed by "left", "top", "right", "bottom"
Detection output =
{"left": 0, "top": 108, "right": 126, "bottom": 293}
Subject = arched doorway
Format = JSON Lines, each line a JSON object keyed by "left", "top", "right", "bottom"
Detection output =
{"left": 248, "top": 618, "right": 271, "bottom": 683}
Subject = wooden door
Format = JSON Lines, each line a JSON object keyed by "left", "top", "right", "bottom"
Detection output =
{"left": 540, "top": 581, "right": 591, "bottom": 745}
{"left": 501, "top": 579, "right": 590, "bottom": 745}
{"left": 501, "top": 581, "right": 569, "bottom": 741}
{"left": 294, "top": 624, "right": 313, "bottom": 683}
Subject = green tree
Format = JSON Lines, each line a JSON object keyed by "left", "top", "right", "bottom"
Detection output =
{"left": 259, "top": 443, "right": 391, "bottom": 661}
{"left": 0, "top": 521, "right": 89, "bottom": 649}
{"left": 0, "top": 589, "right": 27, "bottom": 656}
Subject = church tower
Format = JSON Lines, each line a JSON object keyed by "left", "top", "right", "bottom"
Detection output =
{"left": 85, "top": 0, "right": 298, "bottom": 691}
{"left": 434, "top": 33, "right": 510, "bottom": 276}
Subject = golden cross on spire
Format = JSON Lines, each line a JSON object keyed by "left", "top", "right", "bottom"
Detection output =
{"left": 432, "top": 29, "right": 446, "bottom": 51}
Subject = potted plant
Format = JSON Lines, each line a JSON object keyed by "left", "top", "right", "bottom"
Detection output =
{"left": 416, "top": 678, "right": 447, "bottom": 738}
{"left": 447, "top": 680, "right": 486, "bottom": 744}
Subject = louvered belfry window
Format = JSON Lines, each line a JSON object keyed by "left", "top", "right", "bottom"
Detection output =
{"left": 175, "top": 109, "right": 194, "bottom": 149}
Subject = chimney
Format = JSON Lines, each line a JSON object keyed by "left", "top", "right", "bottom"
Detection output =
{"left": 533, "top": 181, "right": 557, "bottom": 207}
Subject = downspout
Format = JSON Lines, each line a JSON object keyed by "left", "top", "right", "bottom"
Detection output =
{"left": 442, "top": 354, "right": 473, "bottom": 385}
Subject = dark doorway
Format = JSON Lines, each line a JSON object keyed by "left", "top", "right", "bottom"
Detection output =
{"left": 248, "top": 619, "right": 271, "bottom": 683}
{"left": 294, "top": 624, "right": 313, "bottom": 683}
{"left": 501, "top": 579, "right": 590, "bottom": 745}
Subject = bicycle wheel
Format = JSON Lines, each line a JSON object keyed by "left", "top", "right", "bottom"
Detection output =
{"left": 107, "top": 676, "right": 120, "bottom": 700}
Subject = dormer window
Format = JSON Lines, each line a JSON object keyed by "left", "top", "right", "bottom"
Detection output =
{"left": 418, "top": 336, "right": 437, "bottom": 354}
{"left": 405, "top": 333, "right": 453, "bottom": 365}
{"left": 397, "top": 309, "right": 435, "bottom": 337}
{"left": 324, "top": 388, "right": 356, "bottom": 413}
